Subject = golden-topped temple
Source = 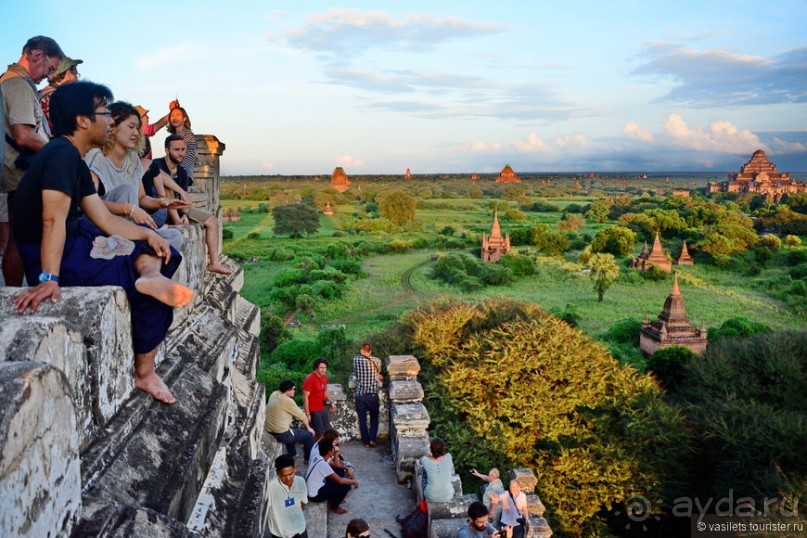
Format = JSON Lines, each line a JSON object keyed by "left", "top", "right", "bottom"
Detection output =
{"left": 495, "top": 164, "right": 521, "bottom": 183}
{"left": 640, "top": 274, "right": 708, "bottom": 356}
{"left": 331, "top": 167, "right": 351, "bottom": 192}
{"left": 708, "top": 149, "right": 806, "bottom": 201}
{"left": 481, "top": 211, "right": 511, "bottom": 263}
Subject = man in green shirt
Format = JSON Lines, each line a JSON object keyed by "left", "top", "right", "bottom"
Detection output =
{"left": 265, "top": 379, "right": 316, "bottom": 463}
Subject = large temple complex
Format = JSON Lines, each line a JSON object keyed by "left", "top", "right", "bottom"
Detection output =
{"left": 640, "top": 274, "right": 708, "bottom": 356}
{"left": 708, "top": 149, "right": 806, "bottom": 201}
{"left": 331, "top": 166, "right": 351, "bottom": 192}
{"left": 495, "top": 164, "right": 522, "bottom": 183}
{"left": 481, "top": 211, "right": 511, "bottom": 262}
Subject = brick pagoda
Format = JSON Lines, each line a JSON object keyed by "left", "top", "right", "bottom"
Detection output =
{"left": 677, "top": 241, "right": 694, "bottom": 265}
{"left": 481, "top": 211, "right": 511, "bottom": 263}
{"left": 640, "top": 274, "right": 708, "bottom": 356}
{"left": 331, "top": 167, "right": 351, "bottom": 192}
{"left": 632, "top": 233, "right": 672, "bottom": 272}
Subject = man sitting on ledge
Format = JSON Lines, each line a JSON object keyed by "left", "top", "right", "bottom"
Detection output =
{"left": 11, "top": 81, "right": 193, "bottom": 404}
{"left": 265, "top": 379, "right": 316, "bottom": 463}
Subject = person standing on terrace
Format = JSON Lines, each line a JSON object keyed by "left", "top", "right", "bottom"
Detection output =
{"left": 12, "top": 81, "right": 193, "bottom": 404}
{"left": 166, "top": 105, "right": 196, "bottom": 183}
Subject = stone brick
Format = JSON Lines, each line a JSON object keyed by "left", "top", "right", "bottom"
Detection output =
{"left": 0, "top": 362, "right": 80, "bottom": 538}
{"left": 388, "top": 379, "right": 424, "bottom": 402}
{"left": 392, "top": 402, "right": 430, "bottom": 436}
{"left": 387, "top": 354, "right": 420, "bottom": 380}
{"left": 509, "top": 468, "right": 538, "bottom": 493}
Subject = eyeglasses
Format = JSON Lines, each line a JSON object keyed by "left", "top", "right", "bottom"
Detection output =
{"left": 41, "top": 53, "right": 58, "bottom": 75}
{"left": 357, "top": 533, "right": 370, "bottom": 538}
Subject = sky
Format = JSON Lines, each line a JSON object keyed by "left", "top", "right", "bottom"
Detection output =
{"left": 2, "top": 1, "right": 806, "bottom": 176}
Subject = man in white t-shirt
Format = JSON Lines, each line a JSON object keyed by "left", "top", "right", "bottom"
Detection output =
{"left": 267, "top": 454, "right": 308, "bottom": 538}
{"left": 498, "top": 480, "right": 529, "bottom": 538}
{"left": 305, "top": 438, "right": 358, "bottom": 514}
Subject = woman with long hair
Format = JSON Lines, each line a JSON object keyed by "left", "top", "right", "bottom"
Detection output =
{"left": 166, "top": 105, "right": 196, "bottom": 183}
{"left": 85, "top": 101, "right": 187, "bottom": 251}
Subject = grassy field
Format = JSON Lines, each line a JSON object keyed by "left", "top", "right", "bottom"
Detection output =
{"left": 223, "top": 197, "right": 804, "bottom": 349}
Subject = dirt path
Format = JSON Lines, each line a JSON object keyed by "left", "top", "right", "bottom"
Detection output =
{"left": 400, "top": 259, "right": 431, "bottom": 294}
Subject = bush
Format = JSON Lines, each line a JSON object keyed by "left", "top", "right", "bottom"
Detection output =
{"left": 260, "top": 312, "right": 291, "bottom": 355}
{"left": 430, "top": 252, "right": 515, "bottom": 290}
{"left": 604, "top": 318, "right": 643, "bottom": 344}
{"left": 785, "top": 235, "right": 802, "bottom": 247}
{"left": 407, "top": 298, "right": 688, "bottom": 536}
{"left": 590, "top": 226, "right": 637, "bottom": 257}
{"left": 222, "top": 228, "right": 234, "bottom": 240}
{"left": 498, "top": 253, "right": 536, "bottom": 276}
{"left": 788, "top": 249, "right": 807, "bottom": 265}
{"left": 548, "top": 303, "right": 581, "bottom": 327}
{"left": 758, "top": 234, "right": 782, "bottom": 252}
{"left": 647, "top": 346, "right": 697, "bottom": 390}
{"left": 641, "top": 264, "right": 669, "bottom": 281}
{"left": 708, "top": 317, "right": 771, "bottom": 340}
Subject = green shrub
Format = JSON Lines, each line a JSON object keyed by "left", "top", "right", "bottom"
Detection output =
{"left": 647, "top": 346, "right": 697, "bottom": 390}
{"left": 641, "top": 264, "right": 669, "bottom": 281}
{"left": 758, "top": 234, "right": 781, "bottom": 252}
{"left": 257, "top": 362, "right": 306, "bottom": 400}
{"left": 498, "top": 253, "right": 536, "bottom": 276}
{"left": 270, "top": 248, "right": 296, "bottom": 262}
{"left": 785, "top": 235, "right": 802, "bottom": 247}
{"left": 708, "top": 317, "right": 771, "bottom": 340}
{"left": 222, "top": 228, "right": 234, "bottom": 240}
{"left": 603, "top": 318, "right": 643, "bottom": 344}
{"left": 260, "top": 312, "right": 291, "bottom": 355}
{"left": 548, "top": 303, "right": 581, "bottom": 327}
{"left": 788, "top": 249, "right": 807, "bottom": 265}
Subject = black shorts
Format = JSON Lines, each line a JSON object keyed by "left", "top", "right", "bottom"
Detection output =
{"left": 310, "top": 409, "right": 331, "bottom": 436}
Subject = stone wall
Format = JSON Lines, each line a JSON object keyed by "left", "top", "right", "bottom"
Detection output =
{"left": 0, "top": 135, "right": 272, "bottom": 537}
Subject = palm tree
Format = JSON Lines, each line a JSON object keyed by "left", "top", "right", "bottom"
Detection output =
{"left": 587, "top": 253, "right": 620, "bottom": 303}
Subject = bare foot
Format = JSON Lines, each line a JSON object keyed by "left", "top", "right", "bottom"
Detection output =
{"left": 135, "top": 275, "right": 194, "bottom": 307}
{"left": 207, "top": 262, "right": 232, "bottom": 275}
{"left": 135, "top": 371, "right": 176, "bottom": 404}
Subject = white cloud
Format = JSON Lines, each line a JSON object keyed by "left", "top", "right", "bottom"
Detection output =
{"left": 770, "top": 138, "right": 807, "bottom": 154}
{"left": 261, "top": 160, "right": 275, "bottom": 171}
{"left": 624, "top": 121, "right": 654, "bottom": 143}
{"left": 334, "top": 154, "right": 366, "bottom": 169}
{"left": 662, "top": 114, "right": 763, "bottom": 153}
{"left": 136, "top": 43, "right": 206, "bottom": 72}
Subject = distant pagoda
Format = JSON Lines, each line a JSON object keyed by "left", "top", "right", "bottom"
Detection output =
{"left": 331, "top": 167, "right": 351, "bottom": 192}
{"left": 495, "top": 164, "right": 521, "bottom": 183}
{"left": 481, "top": 211, "right": 511, "bottom": 263}
{"left": 677, "top": 241, "right": 694, "bottom": 265}
{"left": 323, "top": 202, "right": 334, "bottom": 215}
{"left": 640, "top": 274, "right": 708, "bottom": 356}
{"left": 471, "top": 173, "right": 479, "bottom": 181}
{"left": 405, "top": 168, "right": 412, "bottom": 179}
{"left": 708, "top": 149, "right": 806, "bottom": 202}
{"left": 631, "top": 233, "right": 672, "bottom": 273}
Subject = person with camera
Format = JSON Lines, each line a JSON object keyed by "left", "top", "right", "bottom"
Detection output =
{"left": 498, "top": 480, "right": 529, "bottom": 538}
{"left": 457, "top": 501, "right": 502, "bottom": 538}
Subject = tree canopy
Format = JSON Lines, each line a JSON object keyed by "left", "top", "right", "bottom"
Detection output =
{"left": 379, "top": 190, "right": 416, "bottom": 226}
{"left": 272, "top": 202, "right": 320, "bottom": 238}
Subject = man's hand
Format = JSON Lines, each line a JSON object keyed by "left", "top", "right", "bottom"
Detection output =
{"left": 131, "top": 206, "right": 157, "bottom": 229}
{"left": 146, "top": 232, "right": 172, "bottom": 263}
{"left": 14, "top": 281, "right": 60, "bottom": 313}
{"left": 159, "top": 198, "right": 191, "bottom": 210}
{"left": 307, "top": 426, "right": 315, "bottom": 436}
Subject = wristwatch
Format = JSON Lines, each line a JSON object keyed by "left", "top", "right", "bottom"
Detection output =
{"left": 38, "top": 272, "right": 60, "bottom": 283}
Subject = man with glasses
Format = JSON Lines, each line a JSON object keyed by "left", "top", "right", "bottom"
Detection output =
{"left": 265, "top": 379, "right": 316, "bottom": 463}
{"left": 2, "top": 35, "right": 64, "bottom": 286}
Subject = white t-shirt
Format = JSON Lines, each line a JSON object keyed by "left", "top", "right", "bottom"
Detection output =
{"left": 499, "top": 490, "right": 527, "bottom": 527}
{"left": 305, "top": 458, "right": 333, "bottom": 497}
{"left": 85, "top": 148, "right": 142, "bottom": 194}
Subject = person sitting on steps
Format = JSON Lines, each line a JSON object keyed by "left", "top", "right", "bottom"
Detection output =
{"left": 305, "top": 438, "right": 358, "bottom": 515}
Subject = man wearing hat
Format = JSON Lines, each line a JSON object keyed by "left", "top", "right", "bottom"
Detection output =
{"left": 38, "top": 55, "right": 82, "bottom": 133}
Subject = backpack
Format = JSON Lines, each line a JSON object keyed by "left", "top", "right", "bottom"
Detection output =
{"left": 398, "top": 499, "right": 428, "bottom": 538}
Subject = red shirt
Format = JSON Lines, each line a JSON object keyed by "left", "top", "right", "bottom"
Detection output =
{"left": 303, "top": 371, "right": 328, "bottom": 412}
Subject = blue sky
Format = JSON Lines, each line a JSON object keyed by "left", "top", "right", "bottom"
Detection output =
{"left": 2, "top": 0, "right": 805, "bottom": 175}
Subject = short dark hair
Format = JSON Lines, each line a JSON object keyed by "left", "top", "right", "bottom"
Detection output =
{"left": 360, "top": 343, "right": 372, "bottom": 353}
{"left": 345, "top": 518, "right": 369, "bottom": 537}
{"left": 164, "top": 133, "right": 185, "bottom": 148}
{"left": 279, "top": 379, "right": 295, "bottom": 393}
{"left": 49, "top": 81, "right": 114, "bottom": 137}
{"left": 430, "top": 438, "right": 446, "bottom": 457}
{"left": 318, "top": 438, "right": 334, "bottom": 457}
{"left": 468, "top": 501, "right": 489, "bottom": 519}
{"left": 275, "top": 454, "right": 295, "bottom": 472}
{"left": 322, "top": 428, "right": 340, "bottom": 442}
{"left": 22, "top": 36, "right": 63, "bottom": 58}
{"left": 313, "top": 358, "right": 328, "bottom": 370}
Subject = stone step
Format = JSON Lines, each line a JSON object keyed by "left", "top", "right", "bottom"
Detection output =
{"left": 234, "top": 295, "right": 260, "bottom": 337}
{"left": 82, "top": 361, "right": 229, "bottom": 523}
{"left": 234, "top": 326, "right": 260, "bottom": 381}
{"left": 70, "top": 497, "right": 195, "bottom": 538}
